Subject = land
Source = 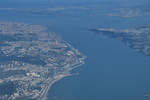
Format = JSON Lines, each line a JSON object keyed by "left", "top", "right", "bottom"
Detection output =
{"left": 91, "top": 26, "right": 150, "bottom": 56}
{"left": 106, "top": 8, "right": 150, "bottom": 18}
{"left": 1, "top": 6, "right": 150, "bottom": 18}
{"left": 0, "top": 7, "right": 92, "bottom": 16}
{"left": 0, "top": 22, "right": 85, "bottom": 100}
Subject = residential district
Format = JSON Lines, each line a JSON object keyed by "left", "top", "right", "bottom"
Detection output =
{"left": 0, "top": 22, "right": 85, "bottom": 100}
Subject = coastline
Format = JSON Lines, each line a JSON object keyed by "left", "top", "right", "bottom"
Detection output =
{"left": 41, "top": 75, "right": 70, "bottom": 100}
{"left": 41, "top": 59, "right": 86, "bottom": 100}
{"left": 39, "top": 39, "right": 86, "bottom": 100}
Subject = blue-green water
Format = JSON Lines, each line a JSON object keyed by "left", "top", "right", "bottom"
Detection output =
{"left": 1, "top": 0, "right": 150, "bottom": 100}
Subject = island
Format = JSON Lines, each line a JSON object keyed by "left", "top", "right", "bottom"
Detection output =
{"left": 106, "top": 8, "right": 150, "bottom": 18}
{"left": 0, "top": 22, "right": 86, "bottom": 100}
{"left": 0, "top": 7, "right": 91, "bottom": 16}
{"left": 91, "top": 26, "right": 150, "bottom": 56}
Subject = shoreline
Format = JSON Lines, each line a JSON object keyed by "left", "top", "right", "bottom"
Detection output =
{"left": 41, "top": 61, "right": 85, "bottom": 100}
{"left": 41, "top": 76, "right": 68, "bottom": 100}
{"left": 40, "top": 41, "right": 86, "bottom": 100}
{"left": 41, "top": 72, "right": 72, "bottom": 100}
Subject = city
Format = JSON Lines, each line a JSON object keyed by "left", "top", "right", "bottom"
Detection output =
{"left": 0, "top": 22, "right": 85, "bottom": 100}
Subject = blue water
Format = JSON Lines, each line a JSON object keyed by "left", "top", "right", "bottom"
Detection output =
{"left": 46, "top": 14, "right": 150, "bottom": 100}
{"left": 1, "top": 0, "right": 150, "bottom": 100}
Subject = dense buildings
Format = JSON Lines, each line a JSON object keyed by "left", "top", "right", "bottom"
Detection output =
{"left": 0, "top": 22, "right": 85, "bottom": 100}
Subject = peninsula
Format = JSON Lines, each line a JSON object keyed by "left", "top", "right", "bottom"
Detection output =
{"left": 0, "top": 22, "right": 85, "bottom": 100}
{"left": 91, "top": 26, "right": 150, "bottom": 56}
